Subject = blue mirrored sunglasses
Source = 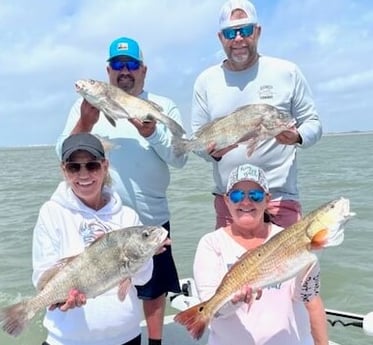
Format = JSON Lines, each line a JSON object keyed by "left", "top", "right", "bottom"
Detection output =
{"left": 222, "top": 24, "right": 255, "bottom": 40}
{"left": 109, "top": 60, "right": 141, "bottom": 71}
{"left": 228, "top": 189, "right": 265, "bottom": 204}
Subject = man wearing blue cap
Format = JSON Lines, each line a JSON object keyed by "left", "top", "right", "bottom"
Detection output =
{"left": 56, "top": 36, "right": 187, "bottom": 345}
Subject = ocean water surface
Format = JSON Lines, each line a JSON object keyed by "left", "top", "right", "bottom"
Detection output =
{"left": 0, "top": 133, "right": 372, "bottom": 345}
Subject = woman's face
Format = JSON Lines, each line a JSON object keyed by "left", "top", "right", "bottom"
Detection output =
{"left": 61, "top": 150, "right": 109, "bottom": 209}
{"left": 225, "top": 180, "right": 270, "bottom": 227}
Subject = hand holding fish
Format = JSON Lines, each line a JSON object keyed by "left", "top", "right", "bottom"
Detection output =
{"left": 275, "top": 126, "right": 302, "bottom": 145}
{"left": 231, "top": 285, "right": 262, "bottom": 305}
{"left": 78, "top": 99, "right": 100, "bottom": 131}
{"left": 128, "top": 118, "right": 156, "bottom": 137}
{"left": 156, "top": 238, "right": 172, "bottom": 255}
{"left": 207, "top": 142, "right": 239, "bottom": 160}
{"left": 49, "top": 288, "right": 87, "bottom": 311}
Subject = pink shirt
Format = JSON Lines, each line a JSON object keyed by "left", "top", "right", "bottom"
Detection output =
{"left": 193, "top": 224, "right": 320, "bottom": 345}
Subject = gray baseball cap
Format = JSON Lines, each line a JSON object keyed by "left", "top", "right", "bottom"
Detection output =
{"left": 61, "top": 133, "right": 105, "bottom": 162}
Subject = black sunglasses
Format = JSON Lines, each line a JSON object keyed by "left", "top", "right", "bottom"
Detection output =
{"left": 64, "top": 161, "right": 103, "bottom": 174}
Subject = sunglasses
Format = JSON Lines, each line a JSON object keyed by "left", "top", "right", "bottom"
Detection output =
{"left": 228, "top": 189, "right": 265, "bottom": 204}
{"left": 64, "top": 161, "right": 103, "bottom": 174}
{"left": 109, "top": 60, "right": 141, "bottom": 71}
{"left": 221, "top": 24, "right": 255, "bottom": 40}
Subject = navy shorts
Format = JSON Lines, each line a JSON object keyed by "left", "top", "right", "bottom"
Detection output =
{"left": 136, "top": 221, "right": 181, "bottom": 299}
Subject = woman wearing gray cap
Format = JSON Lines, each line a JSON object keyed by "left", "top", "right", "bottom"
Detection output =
{"left": 32, "top": 133, "right": 152, "bottom": 345}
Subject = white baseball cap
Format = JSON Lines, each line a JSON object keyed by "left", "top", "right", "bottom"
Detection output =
{"left": 219, "top": 0, "right": 258, "bottom": 30}
{"left": 226, "top": 163, "right": 269, "bottom": 193}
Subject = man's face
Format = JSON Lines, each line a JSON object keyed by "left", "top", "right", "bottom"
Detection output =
{"left": 107, "top": 56, "right": 146, "bottom": 96}
{"left": 218, "top": 9, "right": 260, "bottom": 68}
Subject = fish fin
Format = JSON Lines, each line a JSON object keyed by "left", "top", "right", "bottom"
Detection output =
{"left": 94, "top": 135, "right": 118, "bottom": 153}
{"left": 286, "top": 118, "right": 297, "bottom": 128}
{"left": 174, "top": 301, "right": 210, "bottom": 340}
{"left": 144, "top": 99, "right": 164, "bottom": 112}
{"left": 117, "top": 278, "right": 132, "bottom": 301}
{"left": 310, "top": 229, "right": 329, "bottom": 250}
{"left": 37, "top": 256, "right": 77, "bottom": 291}
{"left": 235, "top": 131, "right": 257, "bottom": 145}
{"left": 143, "top": 114, "right": 156, "bottom": 122}
{"left": 101, "top": 101, "right": 130, "bottom": 121}
{"left": 104, "top": 113, "right": 116, "bottom": 127}
{"left": 0, "top": 300, "right": 34, "bottom": 337}
{"left": 310, "top": 198, "right": 356, "bottom": 250}
{"left": 245, "top": 137, "right": 259, "bottom": 157}
{"left": 159, "top": 115, "right": 186, "bottom": 137}
{"left": 310, "top": 224, "right": 345, "bottom": 250}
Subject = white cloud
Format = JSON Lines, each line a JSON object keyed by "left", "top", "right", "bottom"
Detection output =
{"left": 317, "top": 70, "right": 373, "bottom": 93}
{"left": 0, "top": 0, "right": 372, "bottom": 146}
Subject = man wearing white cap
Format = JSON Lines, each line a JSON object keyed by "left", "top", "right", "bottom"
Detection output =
{"left": 191, "top": 0, "right": 322, "bottom": 230}
{"left": 57, "top": 37, "right": 187, "bottom": 345}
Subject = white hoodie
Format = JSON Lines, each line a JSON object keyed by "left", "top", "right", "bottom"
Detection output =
{"left": 32, "top": 181, "right": 153, "bottom": 345}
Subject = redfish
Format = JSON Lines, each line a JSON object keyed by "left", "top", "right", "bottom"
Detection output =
{"left": 174, "top": 197, "right": 354, "bottom": 340}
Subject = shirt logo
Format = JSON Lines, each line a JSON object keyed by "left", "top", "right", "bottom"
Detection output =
{"left": 258, "top": 85, "right": 274, "bottom": 99}
{"left": 79, "top": 219, "right": 112, "bottom": 246}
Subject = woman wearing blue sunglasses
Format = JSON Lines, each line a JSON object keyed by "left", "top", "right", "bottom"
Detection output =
{"left": 193, "top": 163, "right": 328, "bottom": 345}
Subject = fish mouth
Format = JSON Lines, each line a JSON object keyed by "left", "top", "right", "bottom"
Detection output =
{"left": 75, "top": 82, "right": 82, "bottom": 91}
{"left": 159, "top": 227, "right": 168, "bottom": 242}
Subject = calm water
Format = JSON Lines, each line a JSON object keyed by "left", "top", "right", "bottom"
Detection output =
{"left": 0, "top": 133, "right": 372, "bottom": 345}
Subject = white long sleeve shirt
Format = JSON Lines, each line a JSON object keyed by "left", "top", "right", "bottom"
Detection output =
{"left": 191, "top": 55, "right": 322, "bottom": 200}
{"left": 32, "top": 182, "right": 153, "bottom": 345}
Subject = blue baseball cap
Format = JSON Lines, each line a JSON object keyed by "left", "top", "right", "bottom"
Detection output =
{"left": 107, "top": 37, "right": 143, "bottom": 62}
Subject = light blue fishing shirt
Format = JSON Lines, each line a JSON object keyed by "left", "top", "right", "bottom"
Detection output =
{"left": 56, "top": 91, "right": 187, "bottom": 225}
{"left": 191, "top": 55, "right": 322, "bottom": 201}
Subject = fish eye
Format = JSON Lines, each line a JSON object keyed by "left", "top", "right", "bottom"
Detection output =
{"left": 89, "top": 79, "right": 95, "bottom": 85}
{"left": 142, "top": 230, "right": 150, "bottom": 239}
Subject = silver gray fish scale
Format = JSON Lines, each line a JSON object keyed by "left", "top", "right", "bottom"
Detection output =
{"left": 75, "top": 79, "right": 185, "bottom": 137}
{"left": 39, "top": 225, "right": 166, "bottom": 299}
{"left": 173, "top": 103, "right": 295, "bottom": 156}
{"left": 0, "top": 225, "right": 168, "bottom": 337}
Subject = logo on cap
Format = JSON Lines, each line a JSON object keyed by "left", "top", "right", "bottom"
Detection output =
{"left": 117, "top": 42, "right": 129, "bottom": 51}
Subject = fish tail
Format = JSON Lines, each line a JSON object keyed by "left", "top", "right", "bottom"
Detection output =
{"left": 0, "top": 300, "right": 35, "bottom": 337}
{"left": 171, "top": 136, "right": 192, "bottom": 157}
{"left": 162, "top": 117, "right": 186, "bottom": 137}
{"left": 174, "top": 301, "right": 210, "bottom": 340}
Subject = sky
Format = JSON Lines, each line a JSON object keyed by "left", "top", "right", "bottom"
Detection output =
{"left": 0, "top": 0, "right": 372, "bottom": 147}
